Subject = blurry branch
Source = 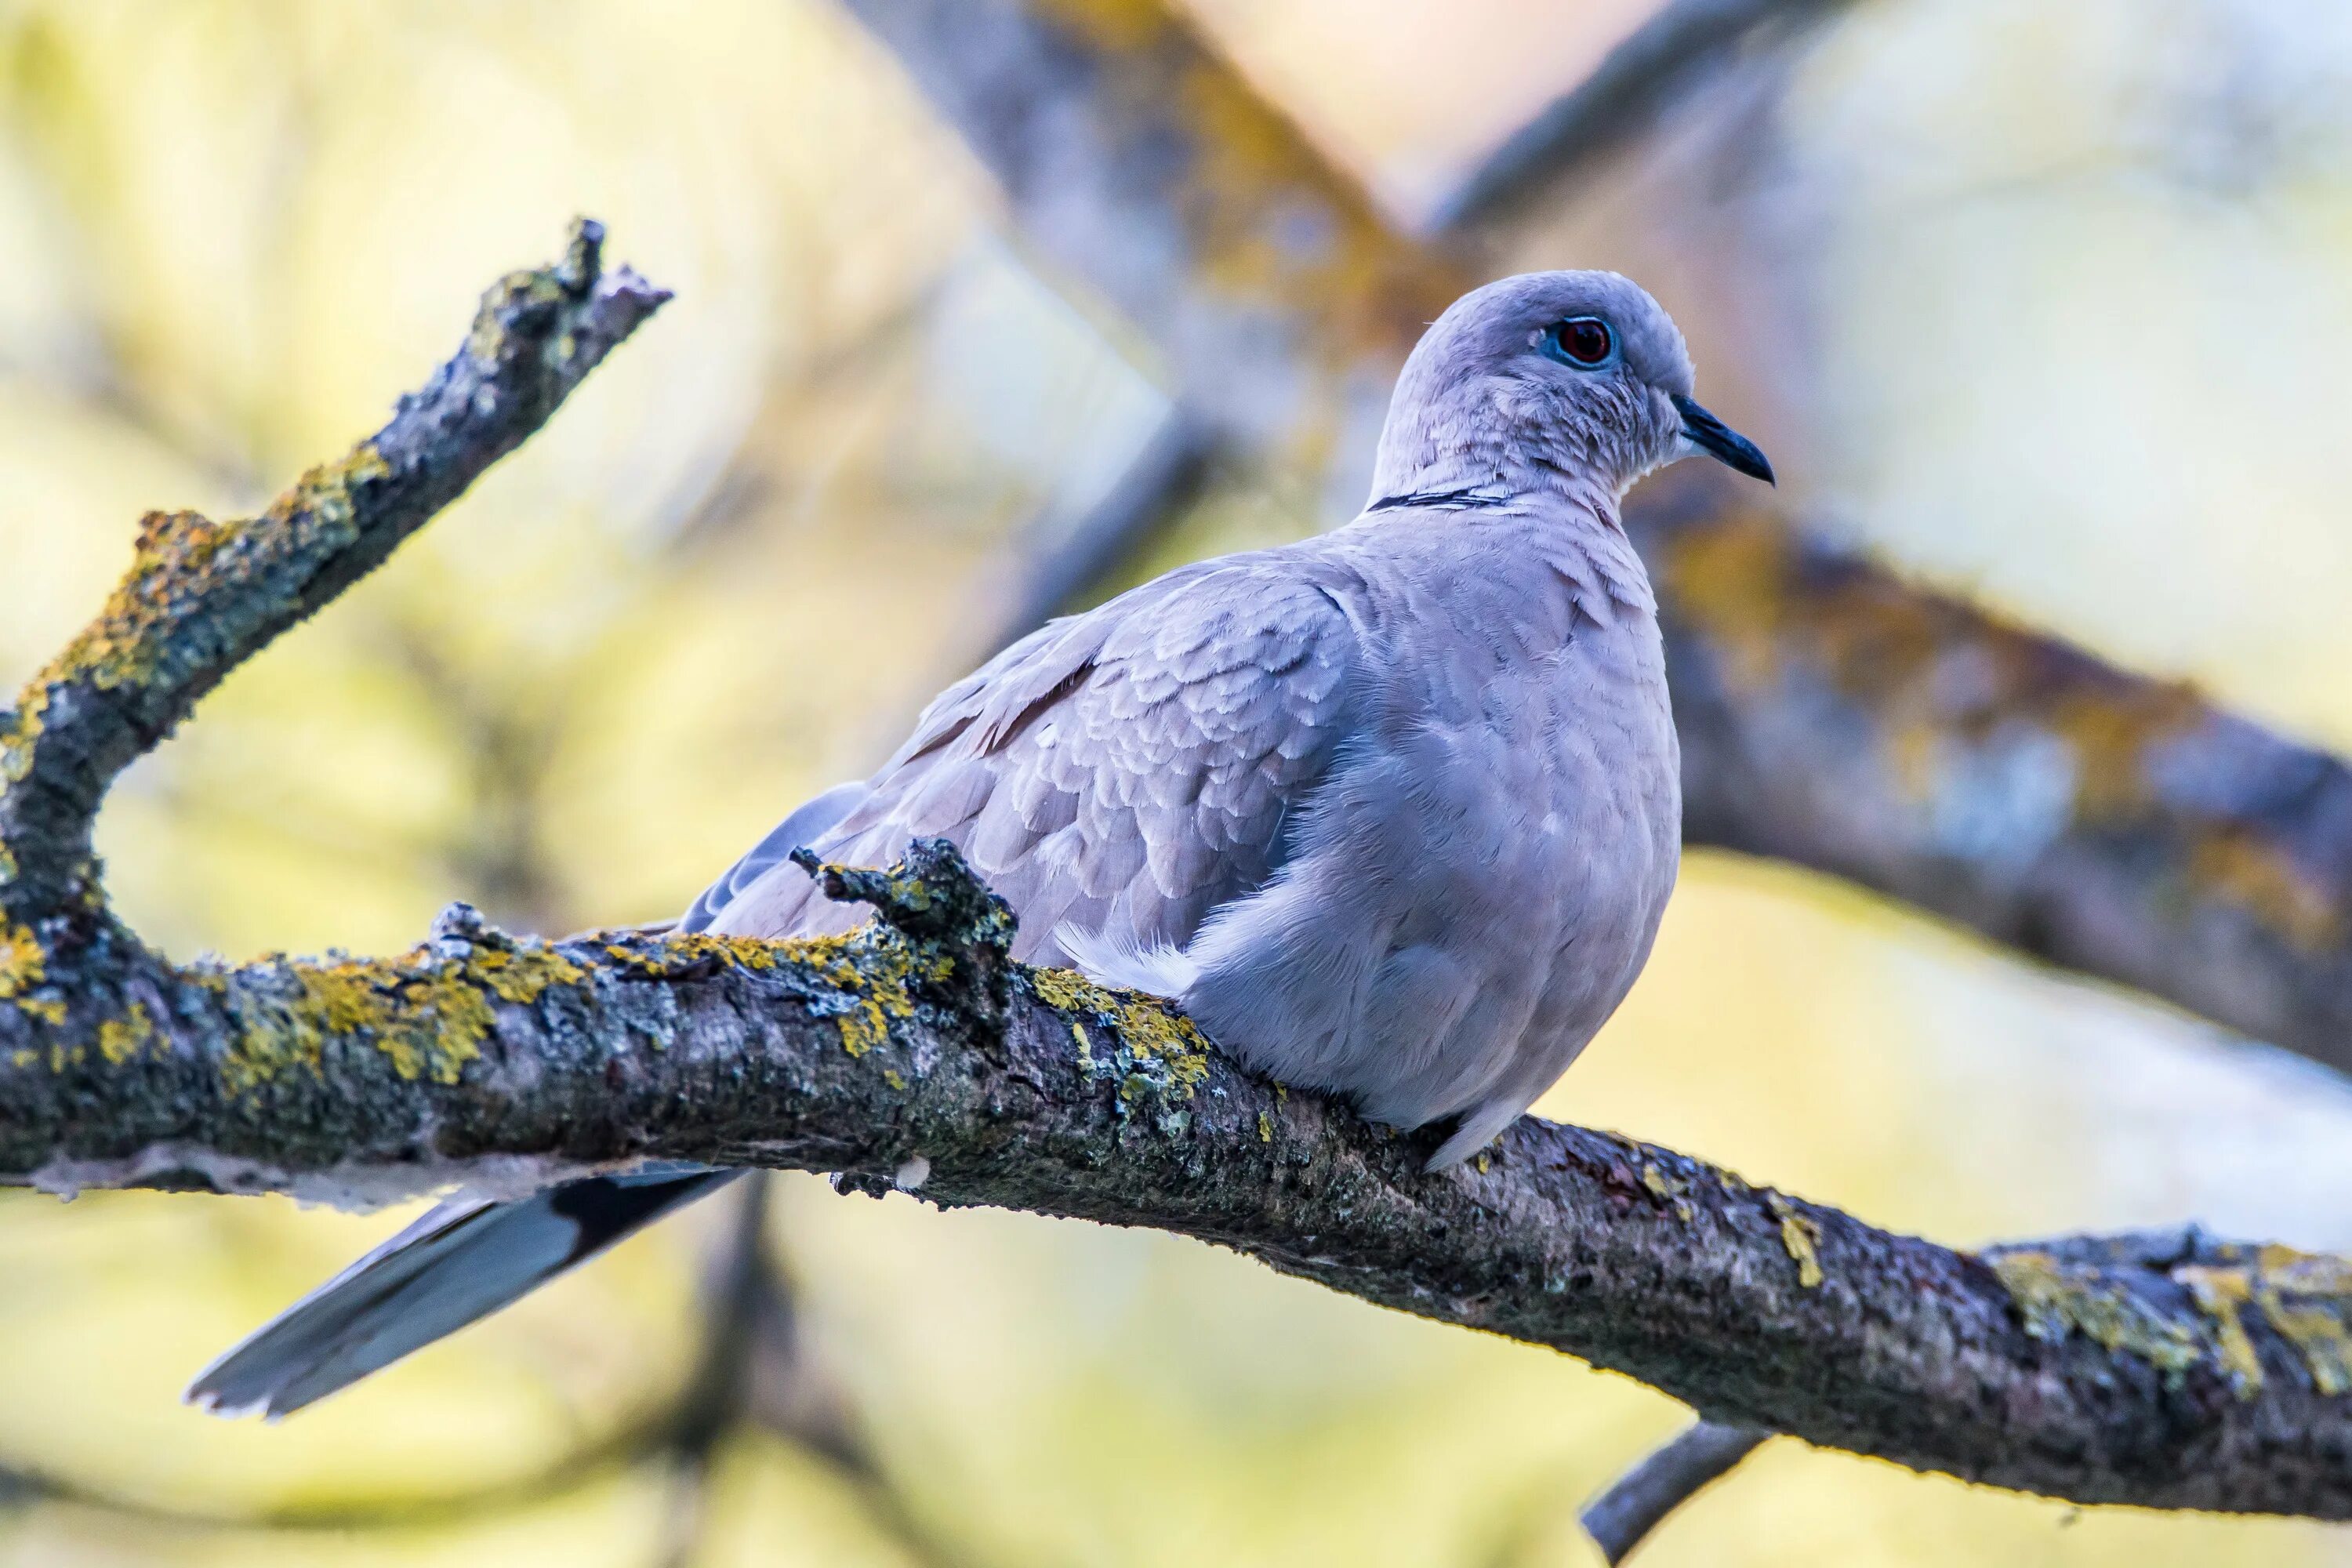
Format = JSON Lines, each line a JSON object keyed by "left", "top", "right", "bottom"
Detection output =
{"left": 837, "top": 0, "right": 1461, "bottom": 471}
{"left": 845, "top": 0, "right": 2352, "bottom": 1077}
{"left": 382, "top": 626, "right": 568, "bottom": 934}
{"left": 740, "top": 1200, "right": 969, "bottom": 1565}
{"left": 0, "top": 1407, "right": 658, "bottom": 1534}
{"left": 985, "top": 405, "right": 1216, "bottom": 652}
{"left": 659, "top": 1177, "right": 964, "bottom": 1568}
{"left": 1579, "top": 1421, "right": 1766, "bottom": 1564}
{"left": 656, "top": 1175, "right": 771, "bottom": 1568}
{"left": 1427, "top": 0, "right": 1859, "bottom": 234}
{"left": 1636, "top": 465, "right": 2352, "bottom": 1074}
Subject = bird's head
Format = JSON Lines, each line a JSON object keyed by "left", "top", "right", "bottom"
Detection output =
{"left": 1369, "top": 270, "right": 1773, "bottom": 507}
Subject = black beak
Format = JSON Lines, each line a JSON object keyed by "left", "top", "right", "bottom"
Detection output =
{"left": 1671, "top": 394, "right": 1774, "bottom": 485}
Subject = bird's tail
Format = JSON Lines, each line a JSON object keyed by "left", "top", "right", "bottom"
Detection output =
{"left": 185, "top": 1167, "right": 737, "bottom": 1419}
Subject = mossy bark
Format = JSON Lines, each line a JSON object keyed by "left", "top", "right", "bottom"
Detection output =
{"left": 6, "top": 839, "right": 2352, "bottom": 1514}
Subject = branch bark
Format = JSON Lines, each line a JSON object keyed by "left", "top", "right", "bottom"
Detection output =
{"left": 841, "top": 0, "right": 2352, "bottom": 1076}
{"left": 4, "top": 830, "right": 2352, "bottom": 1515}
{"left": 1580, "top": 1421, "right": 1766, "bottom": 1563}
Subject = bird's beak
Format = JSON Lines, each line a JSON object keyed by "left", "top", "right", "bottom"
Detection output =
{"left": 1671, "top": 394, "right": 1774, "bottom": 485}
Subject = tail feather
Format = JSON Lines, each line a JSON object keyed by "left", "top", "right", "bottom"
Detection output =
{"left": 186, "top": 1168, "right": 736, "bottom": 1419}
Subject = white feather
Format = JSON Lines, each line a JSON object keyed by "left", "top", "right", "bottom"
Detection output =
{"left": 1055, "top": 923, "right": 1200, "bottom": 997}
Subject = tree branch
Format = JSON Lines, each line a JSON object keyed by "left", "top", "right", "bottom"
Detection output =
{"left": 842, "top": 0, "right": 2352, "bottom": 1074}
{"left": 0, "top": 217, "right": 666, "bottom": 926}
{"left": 1639, "top": 466, "right": 2352, "bottom": 1073}
{"left": 1580, "top": 1421, "right": 1766, "bottom": 1563}
{"left": 1428, "top": 0, "right": 1857, "bottom": 234}
{"left": 2, "top": 841, "right": 2350, "bottom": 1514}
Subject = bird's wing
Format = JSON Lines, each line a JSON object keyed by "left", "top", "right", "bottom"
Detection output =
{"left": 699, "top": 557, "right": 1360, "bottom": 961}
{"left": 675, "top": 780, "right": 872, "bottom": 934}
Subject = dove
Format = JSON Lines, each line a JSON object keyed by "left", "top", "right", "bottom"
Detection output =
{"left": 187, "top": 270, "right": 1773, "bottom": 1417}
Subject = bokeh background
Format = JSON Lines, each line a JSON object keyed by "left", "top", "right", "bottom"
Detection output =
{"left": 5, "top": 1, "right": 2352, "bottom": 1563}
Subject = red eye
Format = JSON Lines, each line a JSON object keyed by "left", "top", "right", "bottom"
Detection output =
{"left": 1555, "top": 317, "right": 1613, "bottom": 365}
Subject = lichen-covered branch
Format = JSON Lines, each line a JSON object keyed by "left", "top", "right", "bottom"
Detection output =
{"left": 844, "top": 0, "right": 2352, "bottom": 1072}
{"left": 2, "top": 838, "right": 2350, "bottom": 1515}
{"left": 0, "top": 217, "right": 666, "bottom": 927}
{"left": 1639, "top": 467, "right": 2352, "bottom": 1073}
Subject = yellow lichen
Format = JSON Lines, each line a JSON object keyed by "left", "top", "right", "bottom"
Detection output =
{"left": 1028, "top": 965, "right": 1213, "bottom": 1101}
{"left": 470, "top": 270, "right": 573, "bottom": 362}
{"left": 267, "top": 445, "right": 392, "bottom": 540}
{"left": 2174, "top": 1265, "right": 2264, "bottom": 1397}
{"left": 604, "top": 931, "right": 787, "bottom": 977}
{"left": 2187, "top": 829, "right": 2343, "bottom": 953}
{"left": 0, "top": 924, "right": 44, "bottom": 1001}
{"left": 1991, "top": 1250, "right": 2204, "bottom": 1377}
{"left": 1258, "top": 1109, "right": 1272, "bottom": 1142}
{"left": 467, "top": 943, "right": 587, "bottom": 1002}
{"left": 2245, "top": 1245, "right": 2352, "bottom": 1395}
{"left": 1765, "top": 1192, "right": 1824, "bottom": 1288}
{"left": 774, "top": 927, "right": 952, "bottom": 1058}
{"left": 220, "top": 938, "right": 590, "bottom": 1091}
{"left": 96, "top": 1003, "right": 152, "bottom": 1066}
{"left": 2003, "top": 1242, "right": 2352, "bottom": 1396}
{"left": 601, "top": 925, "right": 945, "bottom": 1062}
{"left": 1641, "top": 1160, "right": 1696, "bottom": 1223}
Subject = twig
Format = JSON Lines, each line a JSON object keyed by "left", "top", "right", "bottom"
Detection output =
{"left": 0, "top": 216, "right": 666, "bottom": 924}
{"left": 0, "top": 1406, "right": 672, "bottom": 1533}
{"left": 1581, "top": 1422, "right": 1768, "bottom": 1563}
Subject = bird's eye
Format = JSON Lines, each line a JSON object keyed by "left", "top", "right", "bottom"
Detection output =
{"left": 1551, "top": 317, "right": 1614, "bottom": 366}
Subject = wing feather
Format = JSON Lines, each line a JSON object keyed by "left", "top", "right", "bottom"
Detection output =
{"left": 697, "top": 560, "right": 1359, "bottom": 961}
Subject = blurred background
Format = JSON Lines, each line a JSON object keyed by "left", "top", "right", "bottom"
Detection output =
{"left": 4, "top": 0, "right": 2352, "bottom": 1563}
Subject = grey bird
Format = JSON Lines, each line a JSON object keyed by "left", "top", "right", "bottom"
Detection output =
{"left": 187, "top": 270, "right": 1772, "bottom": 1417}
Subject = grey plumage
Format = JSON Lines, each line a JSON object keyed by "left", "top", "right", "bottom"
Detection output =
{"left": 188, "top": 270, "right": 1769, "bottom": 1416}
